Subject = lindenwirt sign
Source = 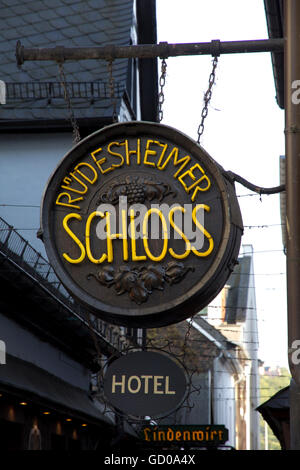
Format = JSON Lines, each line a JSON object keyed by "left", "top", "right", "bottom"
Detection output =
{"left": 141, "top": 424, "right": 229, "bottom": 446}
{"left": 39, "top": 121, "right": 243, "bottom": 327}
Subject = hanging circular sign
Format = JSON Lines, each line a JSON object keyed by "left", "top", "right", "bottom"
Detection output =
{"left": 39, "top": 121, "right": 243, "bottom": 327}
{"left": 103, "top": 350, "right": 188, "bottom": 418}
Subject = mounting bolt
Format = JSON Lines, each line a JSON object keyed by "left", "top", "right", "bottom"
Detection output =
{"left": 210, "top": 39, "right": 221, "bottom": 57}
{"left": 16, "top": 40, "right": 24, "bottom": 68}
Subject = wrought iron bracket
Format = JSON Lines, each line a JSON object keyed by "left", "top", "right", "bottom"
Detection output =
{"left": 225, "top": 170, "right": 285, "bottom": 195}
{"left": 16, "top": 38, "right": 284, "bottom": 66}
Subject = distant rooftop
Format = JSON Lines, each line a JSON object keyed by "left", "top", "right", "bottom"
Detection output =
{"left": 225, "top": 254, "right": 252, "bottom": 324}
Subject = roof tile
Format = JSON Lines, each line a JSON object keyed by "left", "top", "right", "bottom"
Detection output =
{"left": 0, "top": 41, "right": 15, "bottom": 52}
{"left": 70, "top": 2, "right": 90, "bottom": 12}
{"left": 1, "top": 0, "right": 18, "bottom": 6}
{"left": 25, "top": 1, "right": 47, "bottom": 12}
{"left": 0, "top": 0, "right": 134, "bottom": 122}
{"left": 57, "top": 14, "right": 82, "bottom": 26}
{"left": 5, "top": 15, "right": 27, "bottom": 27}
{"left": 38, "top": 0, "right": 64, "bottom": 7}
{"left": 59, "top": 26, "right": 82, "bottom": 39}
{"left": 38, "top": 8, "right": 59, "bottom": 20}
{"left": 77, "top": 23, "right": 101, "bottom": 35}
{"left": 11, "top": 4, "right": 31, "bottom": 15}
{"left": 18, "top": 24, "right": 42, "bottom": 38}
{"left": 30, "top": 21, "right": 56, "bottom": 34}
{"left": 44, "top": 30, "right": 68, "bottom": 43}
{"left": 48, "top": 17, "right": 70, "bottom": 29}
{"left": 0, "top": 8, "right": 15, "bottom": 19}
{"left": 61, "top": 0, "right": 82, "bottom": 5}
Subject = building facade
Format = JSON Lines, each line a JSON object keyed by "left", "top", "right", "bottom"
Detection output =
{"left": 0, "top": 0, "right": 261, "bottom": 451}
{"left": 0, "top": 0, "right": 157, "bottom": 451}
{"left": 205, "top": 245, "right": 261, "bottom": 449}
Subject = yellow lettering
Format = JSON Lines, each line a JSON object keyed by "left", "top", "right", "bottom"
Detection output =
{"left": 165, "top": 376, "right": 176, "bottom": 395}
{"left": 111, "top": 375, "right": 125, "bottom": 393}
{"left": 74, "top": 162, "right": 98, "bottom": 184}
{"left": 153, "top": 376, "right": 164, "bottom": 394}
{"left": 106, "top": 210, "right": 128, "bottom": 262}
{"left": 142, "top": 209, "right": 168, "bottom": 262}
{"left": 143, "top": 428, "right": 151, "bottom": 442}
{"left": 130, "top": 209, "right": 146, "bottom": 261}
{"left": 125, "top": 139, "right": 141, "bottom": 165}
{"left": 85, "top": 211, "right": 107, "bottom": 264}
{"left": 91, "top": 143, "right": 126, "bottom": 172}
{"left": 143, "top": 139, "right": 163, "bottom": 167}
{"left": 168, "top": 206, "right": 191, "bottom": 259}
{"left": 178, "top": 163, "right": 211, "bottom": 199}
{"left": 128, "top": 376, "right": 141, "bottom": 394}
{"left": 56, "top": 192, "right": 83, "bottom": 210}
{"left": 193, "top": 430, "right": 204, "bottom": 441}
{"left": 90, "top": 147, "right": 112, "bottom": 174}
{"left": 61, "top": 172, "right": 89, "bottom": 194}
{"left": 62, "top": 213, "right": 86, "bottom": 264}
{"left": 155, "top": 141, "right": 168, "bottom": 167}
{"left": 191, "top": 205, "right": 214, "bottom": 257}
{"left": 107, "top": 141, "right": 125, "bottom": 168}
{"left": 141, "top": 375, "right": 153, "bottom": 394}
{"left": 158, "top": 146, "right": 191, "bottom": 178}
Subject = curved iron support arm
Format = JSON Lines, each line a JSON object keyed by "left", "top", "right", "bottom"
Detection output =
{"left": 225, "top": 170, "right": 285, "bottom": 195}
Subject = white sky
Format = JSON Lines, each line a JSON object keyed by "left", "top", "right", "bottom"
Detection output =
{"left": 156, "top": 0, "right": 287, "bottom": 368}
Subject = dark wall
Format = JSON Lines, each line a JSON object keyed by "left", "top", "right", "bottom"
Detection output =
{"left": 136, "top": 0, "right": 159, "bottom": 122}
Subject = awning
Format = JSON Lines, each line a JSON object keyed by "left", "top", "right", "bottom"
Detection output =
{"left": 0, "top": 354, "right": 114, "bottom": 426}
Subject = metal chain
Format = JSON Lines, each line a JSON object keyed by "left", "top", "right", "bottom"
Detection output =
{"left": 197, "top": 56, "right": 218, "bottom": 144}
{"left": 107, "top": 60, "right": 118, "bottom": 123}
{"left": 158, "top": 58, "right": 167, "bottom": 122}
{"left": 57, "top": 61, "right": 81, "bottom": 144}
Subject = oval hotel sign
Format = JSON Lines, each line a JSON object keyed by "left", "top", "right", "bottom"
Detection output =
{"left": 103, "top": 350, "right": 188, "bottom": 418}
{"left": 39, "top": 121, "right": 243, "bottom": 327}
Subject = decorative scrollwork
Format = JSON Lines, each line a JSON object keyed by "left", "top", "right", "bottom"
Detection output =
{"left": 98, "top": 175, "right": 176, "bottom": 205}
{"left": 87, "top": 261, "right": 194, "bottom": 305}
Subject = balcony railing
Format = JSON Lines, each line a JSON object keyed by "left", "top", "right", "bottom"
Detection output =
{"left": 0, "top": 216, "right": 136, "bottom": 353}
{"left": 5, "top": 81, "right": 122, "bottom": 102}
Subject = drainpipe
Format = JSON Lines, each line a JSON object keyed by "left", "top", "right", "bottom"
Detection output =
{"left": 285, "top": 0, "right": 300, "bottom": 450}
{"left": 245, "top": 363, "right": 251, "bottom": 450}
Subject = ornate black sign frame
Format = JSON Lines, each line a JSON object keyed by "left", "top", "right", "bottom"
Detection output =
{"left": 39, "top": 121, "right": 243, "bottom": 327}
{"left": 103, "top": 349, "right": 188, "bottom": 418}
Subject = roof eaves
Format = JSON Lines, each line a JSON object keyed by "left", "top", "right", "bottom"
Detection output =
{"left": 189, "top": 316, "right": 232, "bottom": 351}
{"left": 264, "top": 0, "right": 284, "bottom": 109}
{"left": 189, "top": 317, "right": 244, "bottom": 377}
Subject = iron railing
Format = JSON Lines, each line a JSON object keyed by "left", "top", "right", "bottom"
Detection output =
{"left": 0, "top": 216, "right": 134, "bottom": 353}
{"left": 5, "top": 81, "right": 123, "bottom": 102}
